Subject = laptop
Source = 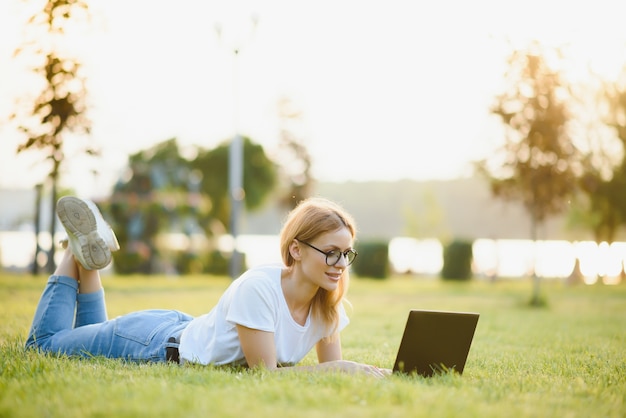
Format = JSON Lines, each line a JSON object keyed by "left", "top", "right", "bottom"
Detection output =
{"left": 392, "top": 309, "right": 480, "bottom": 377}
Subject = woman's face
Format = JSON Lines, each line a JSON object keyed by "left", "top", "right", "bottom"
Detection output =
{"left": 297, "top": 227, "right": 354, "bottom": 292}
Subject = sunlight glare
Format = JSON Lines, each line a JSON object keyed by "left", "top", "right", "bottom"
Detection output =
{"left": 575, "top": 241, "right": 625, "bottom": 285}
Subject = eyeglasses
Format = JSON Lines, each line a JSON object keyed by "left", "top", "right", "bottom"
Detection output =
{"left": 297, "top": 240, "right": 358, "bottom": 266}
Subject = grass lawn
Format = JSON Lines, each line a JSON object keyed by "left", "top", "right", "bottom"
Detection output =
{"left": 0, "top": 273, "right": 624, "bottom": 418}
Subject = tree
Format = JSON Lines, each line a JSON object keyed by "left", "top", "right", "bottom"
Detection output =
{"left": 192, "top": 137, "right": 278, "bottom": 229}
{"left": 477, "top": 42, "right": 581, "bottom": 305}
{"left": 107, "top": 139, "right": 209, "bottom": 274}
{"left": 577, "top": 68, "right": 626, "bottom": 244}
{"left": 402, "top": 187, "right": 449, "bottom": 240}
{"left": 10, "top": 0, "right": 94, "bottom": 273}
{"left": 106, "top": 137, "right": 277, "bottom": 274}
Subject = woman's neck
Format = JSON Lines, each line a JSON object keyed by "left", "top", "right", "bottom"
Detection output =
{"left": 281, "top": 267, "right": 318, "bottom": 319}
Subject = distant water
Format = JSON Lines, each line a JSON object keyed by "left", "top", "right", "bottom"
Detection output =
{"left": 2, "top": 232, "right": 623, "bottom": 284}
{"left": 390, "top": 237, "right": 624, "bottom": 284}
{"left": 0, "top": 231, "right": 40, "bottom": 270}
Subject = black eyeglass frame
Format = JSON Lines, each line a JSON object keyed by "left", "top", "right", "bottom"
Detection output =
{"left": 297, "top": 240, "right": 358, "bottom": 266}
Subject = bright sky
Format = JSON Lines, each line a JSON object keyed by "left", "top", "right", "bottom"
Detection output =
{"left": 1, "top": 0, "right": 625, "bottom": 198}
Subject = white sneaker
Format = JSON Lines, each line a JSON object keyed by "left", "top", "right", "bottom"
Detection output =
{"left": 56, "top": 196, "right": 120, "bottom": 270}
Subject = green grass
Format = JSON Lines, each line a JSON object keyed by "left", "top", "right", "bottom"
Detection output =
{"left": 1, "top": 273, "right": 625, "bottom": 418}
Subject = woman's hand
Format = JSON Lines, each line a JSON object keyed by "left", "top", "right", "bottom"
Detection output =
{"left": 321, "top": 360, "right": 392, "bottom": 378}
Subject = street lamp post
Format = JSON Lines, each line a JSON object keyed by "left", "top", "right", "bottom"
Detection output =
{"left": 215, "top": 11, "right": 257, "bottom": 279}
{"left": 228, "top": 82, "right": 244, "bottom": 279}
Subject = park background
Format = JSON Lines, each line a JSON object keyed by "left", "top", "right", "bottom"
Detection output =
{"left": 1, "top": 0, "right": 626, "bottom": 285}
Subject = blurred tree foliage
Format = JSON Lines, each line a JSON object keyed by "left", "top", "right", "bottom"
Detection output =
{"left": 10, "top": 0, "right": 95, "bottom": 273}
{"left": 479, "top": 41, "right": 626, "bottom": 295}
{"left": 478, "top": 42, "right": 581, "bottom": 241}
{"left": 574, "top": 69, "right": 626, "bottom": 243}
{"left": 105, "top": 138, "right": 277, "bottom": 274}
{"left": 191, "top": 137, "right": 278, "bottom": 228}
{"left": 477, "top": 42, "right": 581, "bottom": 305}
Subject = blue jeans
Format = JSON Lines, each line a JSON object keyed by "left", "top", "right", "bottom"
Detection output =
{"left": 26, "top": 275, "right": 193, "bottom": 363}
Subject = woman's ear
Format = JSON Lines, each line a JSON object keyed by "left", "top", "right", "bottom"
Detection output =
{"left": 289, "top": 239, "right": 302, "bottom": 261}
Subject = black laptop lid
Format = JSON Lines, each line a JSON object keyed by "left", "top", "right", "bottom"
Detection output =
{"left": 392, "top": 309, "right": 479, "bottom": 377}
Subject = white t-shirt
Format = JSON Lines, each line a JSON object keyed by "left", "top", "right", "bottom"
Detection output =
{"left": 179, "top": 264, "right": 350, "bottom": 366}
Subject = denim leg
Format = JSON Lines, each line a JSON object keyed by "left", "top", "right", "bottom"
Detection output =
{"left": 59, "top": 310, "right": 192, "bottom": 362}
{"left": 26, "top": 275, "right": 79, "bottom": 349}
{"left": 76, "top": 288, "right": 107, "bottom": 327}
{"left": 105, "top": 310, "right": 193, "bottom": 362}
{"left": 26, "top": 275, "right": 193, "bottom": 362}
{"left": 30, "top": 308, "right": 193, "bottom": 362}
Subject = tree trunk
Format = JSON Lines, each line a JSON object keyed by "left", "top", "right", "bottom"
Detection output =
{"left": 32, "top": 184, "right": 43, "bottom": 275}
{"left": 46, "top": 178, "right": 58, "bottom": 274}
{"left": 530, "top": 211, "right": 543, "bottom": 306}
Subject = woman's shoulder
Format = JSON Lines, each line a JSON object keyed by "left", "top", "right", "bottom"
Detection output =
{"left": 239, "top": 263, "right": 282, "bottom": 280}
{"left": 224, "top": 264, "right": 284, "bottom": 307}
{"left": 233, "top": 263, "right": 283, "bottom": 291}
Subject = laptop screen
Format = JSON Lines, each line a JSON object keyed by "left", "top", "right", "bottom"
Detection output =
{"left": 392, "top": 309, "right": 479, "bottom": 377}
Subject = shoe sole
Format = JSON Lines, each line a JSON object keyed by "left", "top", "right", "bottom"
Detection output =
{"left": 57, "top": 197, "right": 112, "bottom": 270}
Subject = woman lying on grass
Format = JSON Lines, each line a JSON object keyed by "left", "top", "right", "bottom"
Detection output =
{"left": 26, "top": 196, "right": 389, "bottom": 378}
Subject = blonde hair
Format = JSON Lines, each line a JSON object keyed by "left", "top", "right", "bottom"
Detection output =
{"left": 279, "top": 197, "right": 356, "bottom": 337}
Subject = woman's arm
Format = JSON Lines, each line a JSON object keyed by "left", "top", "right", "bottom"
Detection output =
{"left": 316, "top": 334, "right": 342, "bottom": 363}
{"left": 236, "top": 324, "right": 277, "bottom": 369}
{"left": 236, "top": 324, "right": 389, "bottom": 378}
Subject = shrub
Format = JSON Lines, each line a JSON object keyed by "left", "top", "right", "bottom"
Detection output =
{"left": 174, "top": 251, "right": 205, "bottom": 275}
{"left": 112, "top": 251, "right": 152, "bottom": 275}
{"left": 204, "top": 250, "right": 230, "bottom": 275}
{"left": 352, "top": 241, "right": 389, "bottom": 279}
{"left": 441, "top": 239, "right": 473, "bottom": 280}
